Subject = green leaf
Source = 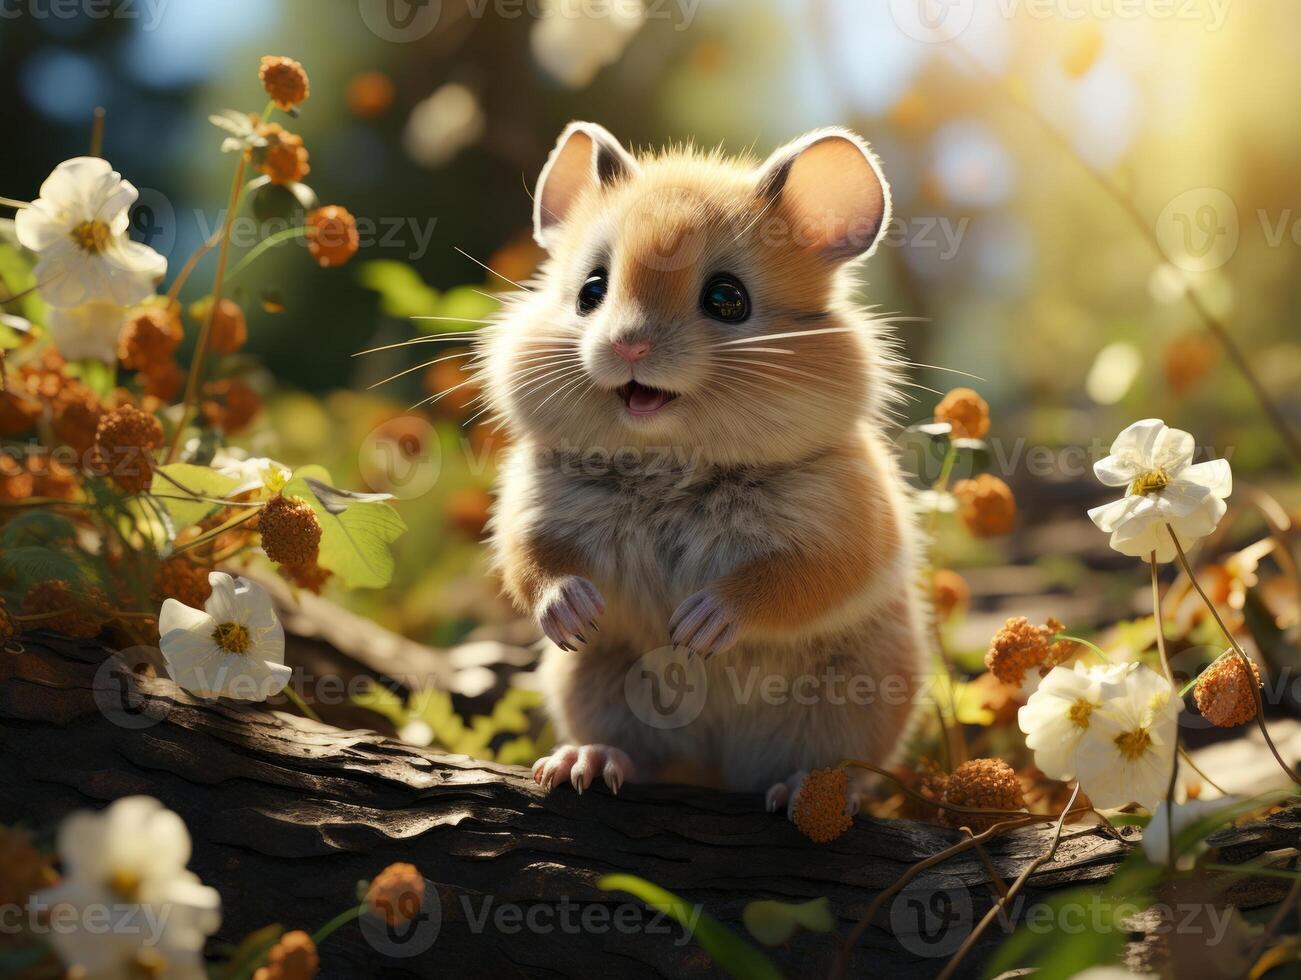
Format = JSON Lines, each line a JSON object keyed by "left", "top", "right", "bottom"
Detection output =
{"left": 283, "top": 465, "right": 406, "bottom": 589}
{"left": 357, "top": 260, "right": 440, "bottom": 320}
{"left": 598, "top": 875, "right": 783, "bottom": 980}
{"left": 742, "top": 897, "right": 834, "bottom": 946}
{"left": 349, "top": 682, "right": 408, "bottom": 727}
{"left": 409, "top": 687, "right": 466, "bottom": 748}
{"left": 0, "top": 511, "right": 77, "bottom": 548}
{"left": 438, "top": 285, "right": 499, "bottom": 325}
{"left": 217, "top": 922, "right": 284, "bottom": 980}
{"left": 0, "top": 546, "right": 85, "bottom": 590}
{"left": 149, "top": 464, "right": 242, "bottom": 529}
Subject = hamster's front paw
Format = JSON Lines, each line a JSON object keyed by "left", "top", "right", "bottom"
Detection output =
{"left": 669, "top": 589, "right": 741, "bottom": 656}
{"left": 538, "top": 576, "right": 604, "bottom": 651}
{"left": 532, "top": 744, "right": 634, "bottom": 794}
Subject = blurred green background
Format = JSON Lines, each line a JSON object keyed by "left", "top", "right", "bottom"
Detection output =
{"left": 5, "top": 0, "right": 1298, "bottom": 644}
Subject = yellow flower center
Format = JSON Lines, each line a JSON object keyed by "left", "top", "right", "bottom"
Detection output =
{"left": 108, "top": 868, "right": 142, "bottom": 900}
{"left": 1114, "top": 727, "right": 1152, "bottom": 761}
{"left": 70, "top": 219, "right": 111, "bottom": 254}
{"left": 1130, "top": 469, "right": 1170, "bottom": 496}
{"left": 212, "top": 621, "right": 250, "bottom": 654}
{"left": 1067, "top": 698, "right": 1095, "bottom": 729}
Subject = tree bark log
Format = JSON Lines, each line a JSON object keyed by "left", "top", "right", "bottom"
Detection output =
{"left": 1, "top": 634, "right": 1296, "bottom": 979}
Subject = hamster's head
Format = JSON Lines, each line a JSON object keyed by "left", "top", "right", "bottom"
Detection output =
{"left": 482, "top": 122, "right": 898, "bottom": 466}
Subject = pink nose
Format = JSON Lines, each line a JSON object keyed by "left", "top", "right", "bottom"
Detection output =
{"left": 612, "top": 340, "right": 650, "bottom": 364}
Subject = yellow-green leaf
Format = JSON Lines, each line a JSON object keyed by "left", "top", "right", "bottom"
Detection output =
{"left": 150, "top": 463, "right": 242, "bottom": 529}
{"left": 282, "top": 465, "right": 406, "bottom": 589}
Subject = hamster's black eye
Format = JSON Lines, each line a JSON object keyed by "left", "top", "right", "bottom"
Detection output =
{"left": 701, "top": 275, "right": 750, "bottom": 323}
{"left": 577, "top": 268, "right": 608, "bottom": 315}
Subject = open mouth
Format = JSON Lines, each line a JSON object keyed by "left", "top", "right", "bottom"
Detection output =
{"left": 617, "top": 381, "right": 678, "bottom": 417}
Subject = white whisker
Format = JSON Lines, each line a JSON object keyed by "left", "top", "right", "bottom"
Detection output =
{"left": 367, "top": 351, "right": 476, "bottom": 389}
{"left": 455, "top": 246, "right": 533, "bottom": 292}
{"left": 715, "top": 326, "right": 859, "bottom": 347}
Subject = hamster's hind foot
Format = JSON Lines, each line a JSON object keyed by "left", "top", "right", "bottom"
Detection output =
{"left": 532, "top": 743, "right": 634, "bottom": 795}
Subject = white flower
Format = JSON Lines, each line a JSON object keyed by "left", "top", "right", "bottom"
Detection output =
{"left": 159, "top": 572, "right": 290, "bottom": 700}
{"left": 211, "top": 451, "right": 291, "bottom": 496}
{"left": 46, "top": 301, "right": 126, "bottom": 363}
{"left": 1019, "top": 662, "right": 1131, "bottom": 780}
{"left": 1142, "top": 796, "right": 1242, "bottom": 869}
{"left": 34, "top": 796, "right": 219, "bottom": 979}
{"left": 1087, "top": 419, "right": 1232, "bottom": 563}
{"left": 1074, "top": 663, "right": 1180, "bottom": 810}
{"left": 530, "top": 0, "right": 645, "bottom": 88}
{"left": 403, "top": 84, "right": 485, "bottom": 168}
{"left": 15, "top": 157, "right": 166, "bottom": 309}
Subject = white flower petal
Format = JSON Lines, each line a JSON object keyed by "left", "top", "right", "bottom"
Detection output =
{"left": 1182, "top": 458, "right": 1233, "bottom": 499}
{"left": 45, "top": 302, "right": 125, "bottom": 363}
{"left": 158, "top": 598, "right": 211, "bottom": 636}
{"left": 202, "top": 572, "right": 240, "bottom": 623}
{"left": 1092, "top": 453, "right": 1142, "bottom": 487}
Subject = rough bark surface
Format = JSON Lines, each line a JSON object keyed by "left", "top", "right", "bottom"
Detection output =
{"left": 2, "top": 633, "right": 1297, "bottom": 979}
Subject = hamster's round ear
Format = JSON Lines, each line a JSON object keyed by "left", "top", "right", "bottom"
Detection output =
{"left": 756, "top": 128, "right": 892, "bottom": 262}
{"left": 533, "top": 122, "right": 638, "bottom": 250}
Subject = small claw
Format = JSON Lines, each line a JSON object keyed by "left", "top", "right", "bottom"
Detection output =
{"left": 574, "top": 632, "right": 587, "bottom": 644}
{"left": 589, "top": 621, "right": 600, "bottom": 632}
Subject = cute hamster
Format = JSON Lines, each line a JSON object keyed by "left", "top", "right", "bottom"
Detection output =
{"left": 481, "top": 122, "right": 928, "bottom": 814}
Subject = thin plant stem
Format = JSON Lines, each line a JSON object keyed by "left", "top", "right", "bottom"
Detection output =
{"left": 89, "top": 106, "right": 105, "bottom": 157}
{"left": 0, "top": 196, "right": 30, "bottom": 210}
{"left": 1150, "top": 555, "right": 1175, "bottom": 684}
{"left": 166, "top": 151, "right": 249, "bottom": 462}
{"left": 1177, "top": 747, "right": 1230, "bottom": 798}
{"left": 224, "top": 226, "right": 307, "bottom": 285}
{"left": 283, "top": 684, "right": 321, "bottom": 724}
{"left": 935, "top": 783, "right": 1082, "bottom": 980}
{"left": 311, "top": 904, "right": 364, "bottom": 946}
{"left": 1167, "top": 525, "right": 1301, "bottom": 786}
{"left": 1151, "top": 550, "right": 1181, "bottom": 866}
{"left": 1051, "top": 633, "right": 1111, "bottom": 664}
{"left": 171, "top": 507, "right": 261, "bottom": 556}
